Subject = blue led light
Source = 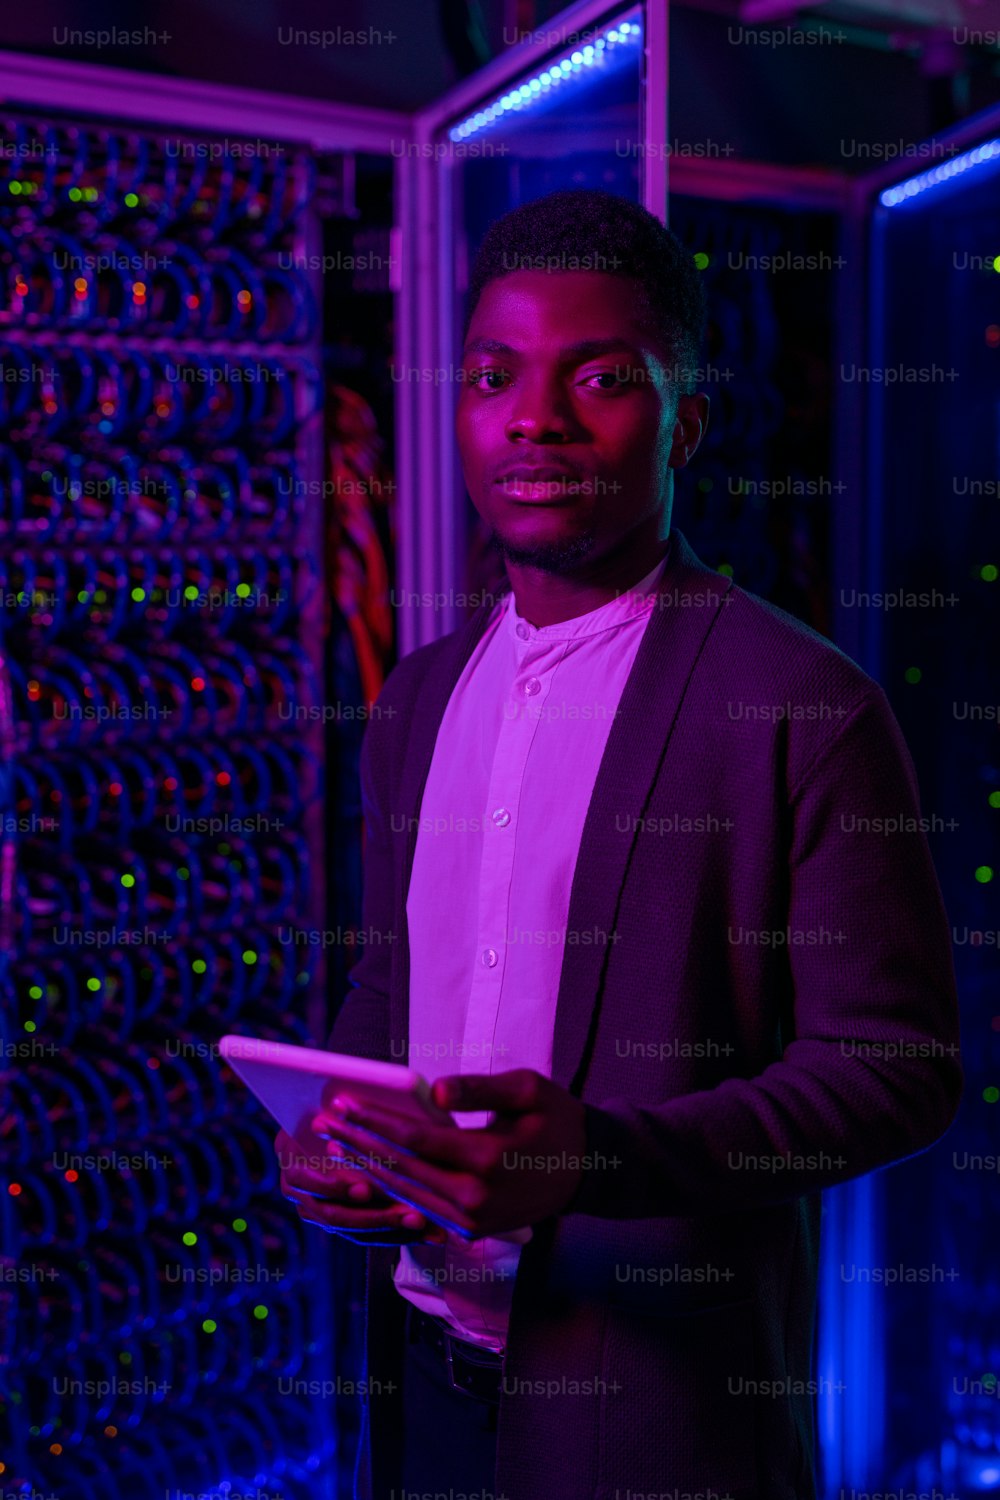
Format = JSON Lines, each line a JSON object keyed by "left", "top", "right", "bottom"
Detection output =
{"left": 880, "top": 139, "right": 1000, "bottom": 207}
{"left": 448, "top": 13, "right": 642, "bottom": 142}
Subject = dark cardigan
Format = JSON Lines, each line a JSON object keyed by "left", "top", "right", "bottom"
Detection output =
{"left": 327, "top": 527, "right": 963, "bottom": 1500}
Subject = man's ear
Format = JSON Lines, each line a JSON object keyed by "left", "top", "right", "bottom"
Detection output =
{"left": 668, "top": 392, "right": 710, "bottom": 469}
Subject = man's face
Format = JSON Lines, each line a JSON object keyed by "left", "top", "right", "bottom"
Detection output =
{"left": 456, "top": 269, "right": 708, "bottom": 575}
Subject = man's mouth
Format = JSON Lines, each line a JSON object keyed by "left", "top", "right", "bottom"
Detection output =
{"left": 501, "top": 480, "right": 577, "bottom": 503}
{"left": 494, "top": 469, "right": 584, "bottom": 503}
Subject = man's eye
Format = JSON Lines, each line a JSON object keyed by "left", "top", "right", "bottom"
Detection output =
{"left": 469, "top": 368, "right": 509, "bottom": 391}
{"left": 584, "top": 370, "right": 631, "bottom": 390}
{"left": 466, "top": 367, "right": 633, "bottom": 392}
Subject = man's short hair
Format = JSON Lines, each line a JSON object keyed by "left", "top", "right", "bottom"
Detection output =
{"left": 464, "top": 188, "right": 707, "bottom": 395}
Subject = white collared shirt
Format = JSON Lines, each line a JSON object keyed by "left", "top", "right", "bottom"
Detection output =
{"left": 393, "top": 542, "right": 672, "bottom": 1349}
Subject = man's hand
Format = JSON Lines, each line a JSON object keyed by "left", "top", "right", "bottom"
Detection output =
{"left": 276, "top": 1125, "right": 448, "bottom": 1246}
{"left": 319, "top": 1069, "right": 588, "bottom": 1240}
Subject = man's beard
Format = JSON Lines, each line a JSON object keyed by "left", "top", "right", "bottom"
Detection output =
{"left": 487, "top": 521, "right": 598, "bottom": 576}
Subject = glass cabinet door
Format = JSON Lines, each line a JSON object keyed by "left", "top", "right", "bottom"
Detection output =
{"left": 399, "top": 0, "right": 667, "bottom": 648}
{"left": 821, "top": 122, "right": 1000, "bottom": 1500}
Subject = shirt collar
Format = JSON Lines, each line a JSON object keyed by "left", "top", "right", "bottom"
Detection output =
{"left": 503, "top": 536, "right": 673, "bottom": 644}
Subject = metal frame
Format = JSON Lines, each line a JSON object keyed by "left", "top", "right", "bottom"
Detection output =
{"left": 0, "top": 49, "right": 409, "bottom": 150}
{"left": 820, "top": 97, "right": 1000, "bottom": 1498}
{"left": 0, "top": 50, "right": 413, "bottom": 1044}
{"left": 0, "top": 50, "right": 411, "bottom": 1500}
{"left": 668, "top": 156, "right": 849, "bottom": 208}
{"left": 400, "top": 0, "right": 669, "bottom": 651}
{"left": 837, "top": 96, "right": 1000, "bottom": 684}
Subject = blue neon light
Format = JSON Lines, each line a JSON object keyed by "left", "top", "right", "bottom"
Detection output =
{"left": 880, "top": 139, "right": 1000, "bottom": 206}
{"left": 448, "top": 16, "right": 642, "bottom": 142}
{"left": 817, "top": 1175, "right": 885, "bottom": 1492}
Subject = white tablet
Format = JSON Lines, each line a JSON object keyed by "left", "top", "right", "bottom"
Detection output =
{"left": 219, "top": 1034, "right": 469, "bottom": 1236}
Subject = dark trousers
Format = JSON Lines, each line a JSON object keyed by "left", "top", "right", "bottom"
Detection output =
{"left": 398, "top": 1305, "right": 500, "bottom": 1497}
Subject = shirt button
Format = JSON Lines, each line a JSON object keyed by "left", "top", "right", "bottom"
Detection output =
{"left": 524, "top": 677, "right": 541, "bottom": 696}
{"left": 516, "top": 623, "right": 530, "bottom": 640}
{"left": 482, "top": 948, "right": 498, "bottom": 967}
{"left": 492, "top": 808, "right": 511, "bottom": 828}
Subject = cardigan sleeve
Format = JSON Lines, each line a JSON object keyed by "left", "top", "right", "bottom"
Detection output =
{"left": 566, "top": 685, "right": 964, "bottom": 1218}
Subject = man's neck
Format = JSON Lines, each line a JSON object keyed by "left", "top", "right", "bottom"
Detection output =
{"left": 504, "top": 537, "right": 671, "bottom": 630}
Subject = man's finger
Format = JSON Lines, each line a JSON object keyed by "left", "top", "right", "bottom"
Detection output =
{"left": 433, "top": 1068, "right": 543, "bottom": 1114}
{"left": 279, "top": 1134, "right": 399, "bottom": 1197}
{"left": 318, "top": 1107, "right": 495, "bottom": 1172}
{"left": 283, "top": 1189, "right": 418, "bottom": 1231}
{"left": 323, "top": 1116, "right": 493, "bottom": 1199}
{"left": 319, "top": 1134, "right": 482, "bottom": 1236}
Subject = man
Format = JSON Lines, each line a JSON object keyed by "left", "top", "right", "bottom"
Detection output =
{"left": 279, "top": 189, "right": 963, "bottom": 1500}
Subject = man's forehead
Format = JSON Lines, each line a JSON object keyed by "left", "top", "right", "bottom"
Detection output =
{"left": 463, "top": 333, "right": 649, "bottom": 360}
{"left": 471, "top": 268, "right": 641, "bottom": 308}
{"left": 465, "top": 270, "right": 657, "bottom": 348}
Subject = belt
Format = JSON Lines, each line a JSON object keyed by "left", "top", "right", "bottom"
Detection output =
{"left": 407, "top": 1304, "right": 504, "bottom": 1405}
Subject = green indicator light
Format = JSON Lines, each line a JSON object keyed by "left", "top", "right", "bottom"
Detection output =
{"left": 717, "top": 563, "right": 733, "bottom": 578}
{"left": 95, "top": 590, "right": 107, "bottom": 604}
{"left": 131, "top": 587, "right": 146, "bottom": 602}
{"left": 119, "top": 1351, "right": 131, "bottom": 1365}
{"left": 184, "top": 585, "right": 199, "bottom": 600}
{"left": 975, "top": 866, "right": 994, "bottom": 883}
{"left": 202, "top": 1319, "right": 217, "bottom": 1333}
{"left": 903, "top": 667, "right": 921, "bottom": 684}
{"left": 989, "top": 792, "right": 1000, "bottom": 809}
{"left": 192, "top": 959, "right": 207, "bottom": 974}
{"left": 253, "top": 1305, "right": 268, "bottom": 1320}
{"left": 28, "top": 985, "right": 42, "bottom": 999}
{"left": 178, "top": 867, "right": 189, "bottom": 880}
{"left": 86, "top": 978, "right": 101, "bottom": 992}
{"left": 694, "top": 252, "right": 709, "bottom": 270}
{"left": 233, "top": 1218, "right": 247, "bottom": 1232}
{"left": 242, "top": 950, "right": 257, "bottom": 965}
{"left": 982, "top": 564, "right": 998, "bottom": 582}
{"left": 41, "top": 470, "right": 52, "bottom": 482}
{"left": 236, "top": 583, "right": 250, "bottom": 598}
{"left": 121, "top": 873, "right": 135, "bottom": 888}
{"left": 9, "top": 181, "right": 22, "bottom": 196}
{"left": 124, "top": 192, "right": 139, "bottom": 207}
{"left": 68, "top": 187, "right": 81, "bottom": 201}
{"left": 183, "top": 1231, "right": 197, "bottom": 1246}
{"left": 985, "top": 1087, "right": 1000, "bottom": 1103}
{"left": 77, "top": 591, "right": 89, "bottom": 603}
{"left": 24, "top": 1021, "right": 36, "bottom": 1033}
